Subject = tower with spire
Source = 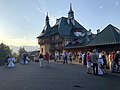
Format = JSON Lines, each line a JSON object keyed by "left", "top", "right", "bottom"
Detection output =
{"left": 37, "top": 12, "right": 52, "bottom": 54}
{"left": 68, "top": 3, "right": 75, "bottom": 25}
{"left": 68, "top": 3, "right": 74, "bottom": 19}
{"left": 45, "top": 12, "right": 49, "bottom": 25}
{"left": 42, "top": 12, "right": 51, "bottom": 35}
{"left": 37, "top": 3, "right": 94, "bottom": 55}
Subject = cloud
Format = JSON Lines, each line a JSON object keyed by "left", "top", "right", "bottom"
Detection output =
{"left": 98, "top": 6, "right": 103, "bottom": 9}
{"left": 0, "top": 36, "right": 38, "bottom": 46}
{"left": 35, "top": 6, "right": 45, "bottom": 14}
{"left": 0, "top": 31, "right": 4, "bottom": 39}
{"left": 35, "top": 5, "right": 56, "bottom": 26}
{"left": 49, "top": 15, "right": 56, "bottom": 26}
{"left": 21, "top": 12, "right": 31, "bottom": 22}
{"left": 115, "top": 1, "right": 119, "bottom": 6}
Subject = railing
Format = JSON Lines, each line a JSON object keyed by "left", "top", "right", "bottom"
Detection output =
{"left": 50, "top": 46, "right": 64, "bottom": 51}
{"left": 38, "top": 39, "right": 63, "bottom": 48}
{"left": 50, "top": 39, "right": 62, "bottom": 44}
{"left": 38, "top": 40, "right": 50, "bottom": 45}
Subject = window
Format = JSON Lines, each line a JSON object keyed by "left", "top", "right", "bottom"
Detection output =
{"left": 55, "top": 34, "right": 59, "bottom": 40}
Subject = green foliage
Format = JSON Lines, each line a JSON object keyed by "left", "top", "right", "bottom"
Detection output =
{"left": 12, "top": 52, "right": 18, "bottom": 58}
{"left": 0, "top": 43, "right": 12, "bottom": 65}
{"left": 17, "top": 47, "right": 27, "bottom": 62}
{"left": 18, "top": 47, "right": 27, "bottom": 55}
{"left": 0, "top": 43, "right": 12, "bottom": 58}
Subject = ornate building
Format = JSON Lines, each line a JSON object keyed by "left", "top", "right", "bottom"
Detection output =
{"left": 65, "top": 24, "right": 120, "bottom": 53}
{"left": 37, "top": 4, "right": 94, "bottom": 55}
{"left": 87, "top": 24, "right": 120, "bottom": 52}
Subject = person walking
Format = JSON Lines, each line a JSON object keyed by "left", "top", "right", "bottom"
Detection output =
{"left": 7, "top": 55, "right": 16, "bottom": 68}
{"left": 109, "top": 51, "right": 115, "bottom": 71}
{"left": 39, "top": 52, "right": 43, "bottom": 67}
{"left": 91, "top": 49, "right": 99, "bottom": 75}
{"left": 86, "top": 52, "right": 92, "bottom": 74}
{"left": 63, "top": 52, "right": 68, "bottom": 64}
{"left": 98, "top": 52, "right": 104, "bottom": 76}
{"left": 112, "top": 50, "right": 120, "bottom": 73}
{"left": 102, "top": 51, "right": 107, "bottom": 74}
{"left": 45, "top": 52, "right": 50, "bottom": 67}
{"left": 69, "top": 52, "right": 73, "bottom": 63}
{"left": 4, "top": 55, "right": 9, "bottom": 67}
{"left": 23, "top": 53, "right": 28, "bottom": 64}
{"left": 54, "top": 52, "right": 58, "bottom": 62}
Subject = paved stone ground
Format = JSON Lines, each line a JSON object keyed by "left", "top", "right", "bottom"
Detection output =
{"left": 0, "top": 60, "right": 120, "bottom": 90}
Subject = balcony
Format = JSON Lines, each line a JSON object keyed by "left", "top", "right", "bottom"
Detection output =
{"left": 50, "top": 39, "right": 63, "bottom": 44}
{"left": 38, "top": 40, "right": 50, "bottom": 45}
{"left": 50, "top": 46, "right": 64, "bottom": 51}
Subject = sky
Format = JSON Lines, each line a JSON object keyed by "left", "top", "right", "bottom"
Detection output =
{"left": 0, "top": 0, "right": 120, "bottom": 46}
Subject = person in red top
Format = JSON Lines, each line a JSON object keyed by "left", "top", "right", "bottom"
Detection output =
{"left": 86, "top": 52, "right": 92, "bottom": 74}
{"left": 45, "top": 52, "right": 50, "bottom": 67}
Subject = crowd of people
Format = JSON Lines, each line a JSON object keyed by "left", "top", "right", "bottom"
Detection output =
{"left": 19, "top": 53, "right": 29, "bottom": 64}
{"left": 4, "top": 51, "right": 50, "bottom": 68}
{"left": 34, "top": 52, "right": 50, "bottom": 67}
{"left": 52, "top": 49, "right": 120, "bottom": 76}
{"left": 3, "top": 49, "right": 120, "bottom": 76}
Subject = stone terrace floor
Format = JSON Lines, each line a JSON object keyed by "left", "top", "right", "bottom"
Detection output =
{"left": 0, "top": 60, "right": 120, "bottom": 90}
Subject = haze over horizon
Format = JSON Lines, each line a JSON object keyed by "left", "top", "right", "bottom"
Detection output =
{"left": 0, "top": 0, "right": 120, "bottom": 46}
{"left": 9, "top": 45, "right": 39, "bottom": 53}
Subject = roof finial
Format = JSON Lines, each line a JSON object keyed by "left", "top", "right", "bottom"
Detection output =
{"left": 46, "top": 12, "right": 49, "bottom": 19}
{"left": 70, "top": 3, "right": 72, "bottom": 11}
{"left": 68, "top": 3, "right": 74, "bottom": 14}
{"left": 45, "top": 12, "right": 49, "bottom": 25}
{"left": 47, "top": 12, "right": 48, "bottom": 16}
{"left": 68, "top": 3, "right": 74, "bottom": 19}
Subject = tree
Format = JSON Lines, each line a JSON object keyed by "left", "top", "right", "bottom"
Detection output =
{"left": 0, "top": 43, "right": 12, "bottom": 65}
{"left": 18, "top": 47, "right": 27, "bottom": 55}
{"left": 17, "top": 47, "right": 27, "bottom": 62}
{"left": 12, "top": 52, "right": 18, "bottom": 58}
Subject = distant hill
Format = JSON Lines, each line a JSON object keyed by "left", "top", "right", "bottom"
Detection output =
{"left": 9, "top": 45, "right": 39, "bottom": 53}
